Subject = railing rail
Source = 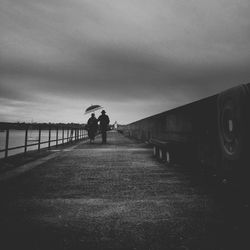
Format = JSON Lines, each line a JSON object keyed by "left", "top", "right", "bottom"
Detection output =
{"left": 0, "top": 125, "right": 88, "bottom": 159}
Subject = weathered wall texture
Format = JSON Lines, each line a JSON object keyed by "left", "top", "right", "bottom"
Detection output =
{"left": 119, "top": 83, "right": 250, "bottom": 188}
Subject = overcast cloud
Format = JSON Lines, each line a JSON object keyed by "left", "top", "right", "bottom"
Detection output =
{"left": 1, "top": 0, "right": 250, "bottom": 124}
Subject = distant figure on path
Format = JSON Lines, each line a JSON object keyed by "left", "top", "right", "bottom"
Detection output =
{"left": 98, "top": 110, "right": 110, "bottom": 144}
{"left": 87, "top": 113, "right": 98, "bottom": 143}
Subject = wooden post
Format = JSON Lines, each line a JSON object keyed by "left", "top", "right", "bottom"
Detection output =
{"left": 38, "top": 127, "right": 41, "bottom": 151}
{"left": 24, "top": 127, "right": 28, "bottom": 153}
{"left": 67, "top": 129, "right": 69, "bottom": 143}
{"left": 62, "top": 127, "right": 64, "bottom": 144}
{"left": 5, "top": 129, "right": 9, "bottom": 158}
{"left": 56, "top": 127, "right": 59, "bottom": 147}
{"left": 75, "top": 129, "right": 77, "bottom": 141}
{"left": 48, "top": 127, "right": 51, "bottom": 149}
{"left": 71, "top": 128, "right": 74, "bottom": 142}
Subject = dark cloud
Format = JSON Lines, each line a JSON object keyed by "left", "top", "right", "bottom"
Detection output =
{"left": 2, "top": 47, "right": 249, "bottom": 102}
{"left": 0, "top": 0, "right": 250, "bottom": 123}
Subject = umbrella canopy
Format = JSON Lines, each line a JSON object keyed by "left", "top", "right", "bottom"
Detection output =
{"left": 84, "top": 105, "right": 103, "bottom": 114}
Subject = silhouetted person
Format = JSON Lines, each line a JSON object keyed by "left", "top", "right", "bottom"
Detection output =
{"left": 87, "top": 113, "right": 98, "bottom": 143}
{"left": 98, "top": 110, "right": 110, "bottom": 144}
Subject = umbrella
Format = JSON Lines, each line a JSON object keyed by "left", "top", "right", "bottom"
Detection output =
{"left": 84, "top": 105, "right": 103, "bottom": 114}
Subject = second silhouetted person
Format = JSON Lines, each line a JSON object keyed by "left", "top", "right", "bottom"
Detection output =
{"left": 98, "top": 110, "right": 110, "bottom": 144}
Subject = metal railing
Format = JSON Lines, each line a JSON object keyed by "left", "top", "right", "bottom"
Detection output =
{"left": 0, "top": 124, "right": 88, "bottom": 158}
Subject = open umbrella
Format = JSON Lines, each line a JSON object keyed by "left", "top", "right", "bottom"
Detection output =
{"left": 84, "top": 105, "right": 103, "bottom": 115}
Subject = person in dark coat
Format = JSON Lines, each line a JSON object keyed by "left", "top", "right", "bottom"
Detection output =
{"left": 98, "top": 110, "right": 110, "bottom": 144}
{"left": 87, "top": 113, "right": 98, "bottom": 143}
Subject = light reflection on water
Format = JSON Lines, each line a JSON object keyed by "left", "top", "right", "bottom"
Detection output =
{"left": 0, "top": 129, "right": 86, "bottom": 158}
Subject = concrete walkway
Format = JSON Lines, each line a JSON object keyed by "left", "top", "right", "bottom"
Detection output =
{"left": 0, "top": 131, "right": 245, "bottom": 250}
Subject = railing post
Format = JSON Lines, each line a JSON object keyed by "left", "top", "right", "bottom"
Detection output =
{"left": 67, "top": 128, "right": 69, "bottom": 143}
{"left": 62, "top": 127, "right": 64, "bottom": 144}
{"left": 56, "top": 127, "right": 59, "bottom": 147}
{"left": 71, "top": 128, "right": 73, "bottom": 142}
{"left": 38, "top": 127, "right": 41, "bottom": 151}
{"left": 24, "top": 127, "right": 28, "bottom": 153}
{"left": 75, "top": 129, "right": 77, "bottom": 141}
{"left": 5, "top": 129, "right": 9, "bottom": 158}
{"left": 48, "top": 126, "right": 51, "bottom": 149}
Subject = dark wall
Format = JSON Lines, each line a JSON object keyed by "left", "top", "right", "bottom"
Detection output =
{"left": 119, "top": 83, "right": 250, "bottom": 186}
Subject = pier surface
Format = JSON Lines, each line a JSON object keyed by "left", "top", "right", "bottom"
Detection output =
{"left": 0, "top": 131, "right": 246, "bottom": 250}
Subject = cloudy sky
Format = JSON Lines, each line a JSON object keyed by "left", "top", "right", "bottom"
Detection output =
{"left": 1, "top": 0, "right": 250, "bottom": 124}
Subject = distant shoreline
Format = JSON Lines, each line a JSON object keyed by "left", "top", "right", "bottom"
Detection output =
{"left": 0, "top": 122, "right": 85, "bottom": 130}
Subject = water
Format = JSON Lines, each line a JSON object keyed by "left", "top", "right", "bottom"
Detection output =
{"left": 0, "top": 129, "right": 87, "bottom": 159}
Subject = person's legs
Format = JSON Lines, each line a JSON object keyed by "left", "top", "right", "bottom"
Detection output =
{"left": 88, "top": 130, "right": 91, "bottom": 142}
{"left": 89, "top": 129, "right": 95, "bottom": 143}
{"left": 102, "top": 130, "right": 107, "bottom": 143}
{"left": 103, "top": 131, "right": 107, "bottom": 143}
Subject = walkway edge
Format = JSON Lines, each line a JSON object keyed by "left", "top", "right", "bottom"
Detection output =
{"left": 0, "top": 141, "right": 83, "bottom": 182}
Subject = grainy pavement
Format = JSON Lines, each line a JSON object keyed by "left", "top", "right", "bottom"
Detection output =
{"left": 0, "top": 131, "right": 246, "bottom": 250}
